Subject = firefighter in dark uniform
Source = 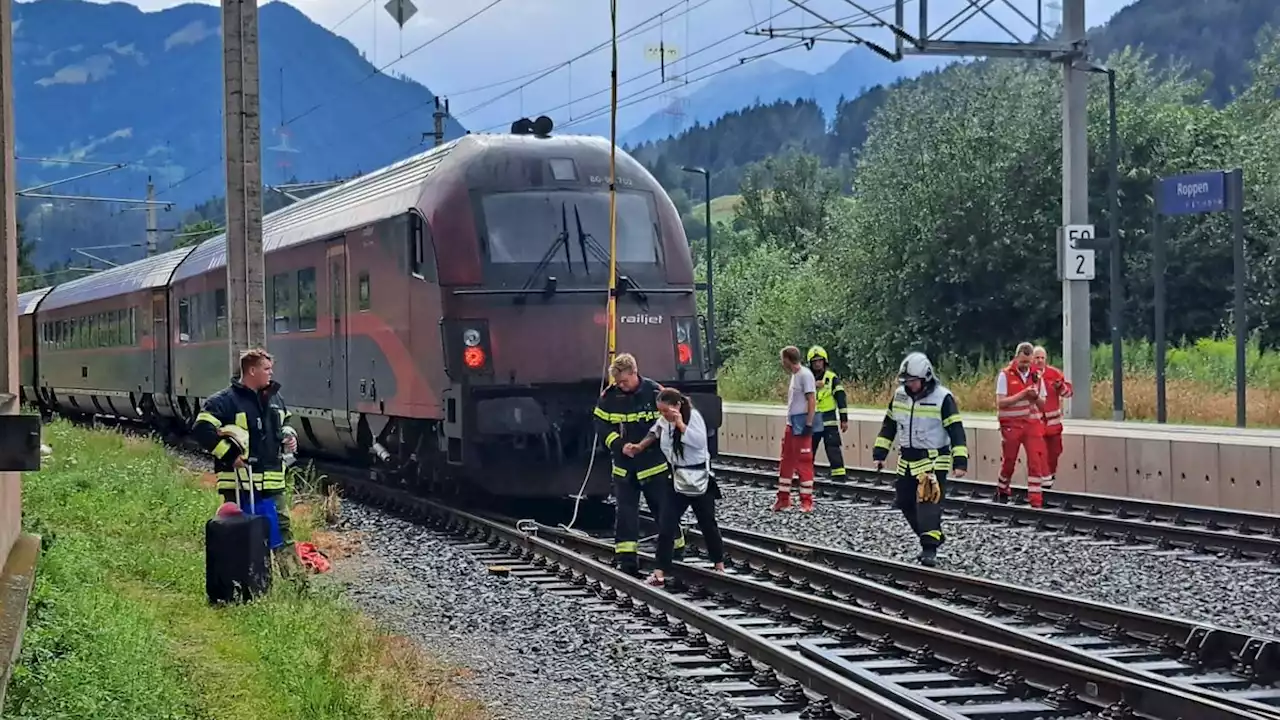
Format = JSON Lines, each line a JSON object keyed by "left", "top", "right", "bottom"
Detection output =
{"left": 192, "top": 348, "right": 300, "bottom": 574}
{"left": 807, "top": 345, "right": 849, "bottom": 478}
{"left": 593, "top": 352, "right": 684, "bottom": 575}
{"left": 871, "top": 352, "right": 968, "bottom": 567}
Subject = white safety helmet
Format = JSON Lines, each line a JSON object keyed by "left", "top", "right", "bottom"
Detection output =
{"left": 898, "top": 352, "right": 935, "bottom": 383}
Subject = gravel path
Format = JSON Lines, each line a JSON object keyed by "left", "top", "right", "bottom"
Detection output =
{"left": 330, "top": 504, "right": 746, "bottom": 720}
{"left": 715, "top": 485, "right": 1280, "bottom": 636}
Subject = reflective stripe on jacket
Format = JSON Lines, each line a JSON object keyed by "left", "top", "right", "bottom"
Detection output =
{"left": 192, "top": 379, "right": 291, "bottom": 493}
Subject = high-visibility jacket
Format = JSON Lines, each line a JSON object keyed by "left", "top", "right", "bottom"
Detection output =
{"left": 872, "top": 381, "right": 969, "bottom": 475}
{"left": 593, "top": 377, "right": 669, "bottom": 483}
{"left": 193, "top": 379, "right": 291, "bottom": 494}
{"left": 815, "top": 369, "right": 849, "bottom": 426}
{"left": 996, "top": 363, "right": 1046, "bottom": 428}
{"left": 1040, "top": 364, "right": 1072, "bottom": 434}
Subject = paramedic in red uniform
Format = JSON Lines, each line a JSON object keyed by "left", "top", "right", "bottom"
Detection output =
{"left": 772, "top": 345, "right": 817, "bottom": 512}
{"left": 996, "top": 342, "right": 1050, "bottom": 508}
{"left": 1032, "top": 345, "right": 1072, "bottom": 489}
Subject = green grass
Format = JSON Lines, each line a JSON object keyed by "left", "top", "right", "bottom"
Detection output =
{"left": 7, "top": 420, "right": 486, "bottom": 720}
{"left": 698, "top": 194, "right": 743, "bottom": 225}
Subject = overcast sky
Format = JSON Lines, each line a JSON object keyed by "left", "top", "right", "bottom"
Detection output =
{"left": 101, "top": 0, "right": 1139, "bottom": 133}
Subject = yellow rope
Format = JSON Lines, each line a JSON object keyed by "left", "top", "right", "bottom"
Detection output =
{"left": 605, "top": 0, "right": 619, "bottom": 385}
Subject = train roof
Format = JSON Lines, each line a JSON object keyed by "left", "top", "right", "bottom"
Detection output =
{"left": 40, "top": 246, "right": 196, "bottom": 313}
{"left": 172, "top": 139, "right": 459, "bottom": 283}
{"left": 17, "top": 286, "right": 52, "bottom": 316}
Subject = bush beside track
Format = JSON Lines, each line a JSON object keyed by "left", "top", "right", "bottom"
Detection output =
{"left": 7, "top": 420, "right": 485, "bottom": 720}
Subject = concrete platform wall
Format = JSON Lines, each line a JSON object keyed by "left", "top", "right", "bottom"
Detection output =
{"left": 722, "top": 403, "right": 1280, "bottom": 513}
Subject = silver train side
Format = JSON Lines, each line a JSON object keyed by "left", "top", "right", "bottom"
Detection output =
{"left": 18, "top": 131, "right": 721, "bottom": 499}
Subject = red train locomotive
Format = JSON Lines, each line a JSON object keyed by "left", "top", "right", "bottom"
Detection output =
{"left": 19, "top": 129, "right": 721, "bottom": 500}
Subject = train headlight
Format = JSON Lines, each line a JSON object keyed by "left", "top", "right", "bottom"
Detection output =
{"left": 675, "top": 324, "right": 689, "bottom": 344}
{"left": 462, "top": 328, "right": 481, "bottom": 347}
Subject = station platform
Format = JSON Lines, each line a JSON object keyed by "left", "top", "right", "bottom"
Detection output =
{"left": 719, "top": 402, "right": 1280, "bottom": 513}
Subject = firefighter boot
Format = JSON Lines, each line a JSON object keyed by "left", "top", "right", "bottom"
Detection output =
{"left": 771, "top": 490, "right": 792, "bottom": 511}
{"left": 917, "top": 544, "right": 938, "bottom": 568}
{"left": 799, "top": 493, "right": 814, "bottom": 513}
{"left": 1028, "top": 491, "right": 1044, "bottom": 509}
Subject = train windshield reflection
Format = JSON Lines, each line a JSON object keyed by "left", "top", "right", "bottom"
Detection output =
{"left": 481, "top": 190, "right": 660, "bottom": 267}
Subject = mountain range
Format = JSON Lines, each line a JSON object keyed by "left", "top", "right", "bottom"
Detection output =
{"left": 19, "top": 0, "right": 1280, "bottom": 271}
{"left": 15, "top": 0, "right": 464, "bottom": 267}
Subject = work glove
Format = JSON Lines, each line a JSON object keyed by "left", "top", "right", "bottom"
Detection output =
{"left": 916, "top": 472, "right": 941, "bottom": 505}
{"left": 800, "top": 424, "right": 813, "bottom": 437}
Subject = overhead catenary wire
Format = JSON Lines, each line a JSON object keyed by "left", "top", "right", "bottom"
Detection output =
{"left": 553, "top": 2, "right": 900, "bottom": 132}
{"left": 450, "top": 0, "right": 717, "bottom": 122}
{"left": 284, "top": 0, "right": 507, "bottom": 128}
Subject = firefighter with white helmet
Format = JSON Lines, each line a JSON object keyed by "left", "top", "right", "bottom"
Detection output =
{"left": 871, "top": 351, "right": 969, "bottom": 567}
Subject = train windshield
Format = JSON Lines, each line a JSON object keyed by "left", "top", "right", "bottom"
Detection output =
{"left": 481, "top": 190, "right": 661, "bottom": 268}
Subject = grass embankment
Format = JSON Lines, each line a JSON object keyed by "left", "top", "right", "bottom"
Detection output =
{"left": 720, "top": 337, "right": 1280, "bottom": 427}
{"left": 8, "top": 420, "right": 486, "bottom": 720}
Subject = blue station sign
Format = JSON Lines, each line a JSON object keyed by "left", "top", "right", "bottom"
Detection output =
{"left": 1159, "top": 171, "right": 1227, "bottom": 215}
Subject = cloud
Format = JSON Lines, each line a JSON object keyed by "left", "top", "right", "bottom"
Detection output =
{"left": 164, "top": 19, "right": 218, "bottom": 51}
{"left": 36, "top": 54, "right": 116, "bottom": 87}
{"left": 47, "top": 128, "right": 135, "bottom": 165}
{"left": 105, "top": 41, "right": 148, "bottom": 65}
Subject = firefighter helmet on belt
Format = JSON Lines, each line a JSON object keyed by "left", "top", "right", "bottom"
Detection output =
{"left": 898, "top": 352, "right": 935, "bottom": 383}
{"left": 806, "top": 345, "right": 829, "bottom": 363}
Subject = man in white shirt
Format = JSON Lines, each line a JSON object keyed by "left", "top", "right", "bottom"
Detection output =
{"left": 772, "top": 345, "right": 817, "bottom": 512}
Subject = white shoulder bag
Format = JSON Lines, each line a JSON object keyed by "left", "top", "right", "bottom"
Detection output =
{"left": 671, "top": 419, "right": 711, "bottom": 496}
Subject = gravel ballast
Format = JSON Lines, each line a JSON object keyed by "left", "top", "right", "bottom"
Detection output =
{"left": 332, "top": 504, "right": 747, "bottom": 720}
{"left": 716, "top": 484, "right": 1280, "bottom": 636}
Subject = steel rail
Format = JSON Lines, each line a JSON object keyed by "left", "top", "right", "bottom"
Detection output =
{"left": 650, "top": 517, "right": 1280, "bottom": 718}
{"left": 511, "top": 518, "right": 1269, "bottom": 719}
{"left": 336, "top": 474, "right": 956, "bottom": 719}
{"left": 714, "top": 454, "right": 1280, "bottom": 562}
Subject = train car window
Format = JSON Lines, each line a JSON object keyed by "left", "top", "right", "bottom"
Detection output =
{"left": 358, "top": 272, "right": 371, "bottom": 310}
{"left": 178, "top": 297, "right": 191, "bottom": 343}
{"left": 297, "top": 267, "right": 317, "bottom": 331}
{"left": 271, "top": 272, "right": 293, "bottom": 333}
{"left": 214, "top": 288, "right": 228, "bottom": 339}
{"left": 409, "top": 214, "right": 425, "bottom": 277}
{"left": 548, "top": 158, "right": 577, "bottom": 182}
{"left": 129, "top": 307, "right": 136, "bottom": 345}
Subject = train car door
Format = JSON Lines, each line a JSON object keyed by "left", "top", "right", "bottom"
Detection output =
{"left": 326, "top": 239, "right": 350, "bottom": 418}
{"left": 151, "top": 290, "right": 169, "bottom": 394}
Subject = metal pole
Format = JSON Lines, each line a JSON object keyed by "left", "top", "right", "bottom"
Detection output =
{"left": 145, "top": 179, "right": 158, "bottom": 257}
{"left": 1230, "top": 167, "right": 1246, "bottom": 427}
{"left": 222, "top": 0, "right": 266, "bottom": 375}
{"left": 703, "top": 170, "right": 716, "bottom": 367}
{"left": 433, "top": 96, "right": 449, "bottom": 147}
{"left": 1061, "top": 0, "right": 1091, "bottom": 419}
{"left": 1106, "top": 69, "right": 1123, "bottom": 421}
{"left": 1153, "top": 200, "right": 1166, "bottom": 424}
{"left": 0, "top": 0, "right": 21, "bottom": 611}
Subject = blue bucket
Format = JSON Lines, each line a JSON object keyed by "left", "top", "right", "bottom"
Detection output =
{"left": 240, "top": 494, "right": 284, "bottom": 549}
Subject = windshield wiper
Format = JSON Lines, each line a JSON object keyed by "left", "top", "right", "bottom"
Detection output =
{"left": 512, "top": 203, "right": 571, "bottom": 302}
{"left": 573, "top": 204, "right": 649, "bottom": 310}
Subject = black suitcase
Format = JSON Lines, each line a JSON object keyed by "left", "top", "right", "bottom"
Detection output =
{"left": 205, "top": 468, "right": 272, "bottom": 605}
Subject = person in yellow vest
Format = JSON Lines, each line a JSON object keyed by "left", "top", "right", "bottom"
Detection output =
{"left": 807, "top": 346, "right": 849, "bottom": 479}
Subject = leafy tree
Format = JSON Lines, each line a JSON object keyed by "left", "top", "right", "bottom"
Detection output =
{"left": 738, "top": 152, "right": 842, "bottom": 257}
{"left": 173, "top": 219, "right": 221, "bottom": 249}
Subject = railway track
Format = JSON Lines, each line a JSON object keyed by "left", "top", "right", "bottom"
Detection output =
{"left": 646, "top": 516, "right": 1280, "bottom": 718}
{"left": 330, "top": 471, "right": 1272, "bottom": 720}
{"left": 715, "top": 454, "right": 1280, "bottom": 564}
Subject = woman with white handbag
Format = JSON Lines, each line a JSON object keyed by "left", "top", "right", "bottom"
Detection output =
{"left": 628, "top": 388, "right": 725, "bottom": 586}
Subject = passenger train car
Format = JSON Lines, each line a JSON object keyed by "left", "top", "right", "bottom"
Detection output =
{"left": 18, "top": 130, "right": 721, "bottom": 500}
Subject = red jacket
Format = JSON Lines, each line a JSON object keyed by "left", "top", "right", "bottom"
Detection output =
{"left": 1040, "top": 365, "right": 1073, "bottom": 433}
{"left": 997, "top": 362, "right": 1045, "bottom": 428}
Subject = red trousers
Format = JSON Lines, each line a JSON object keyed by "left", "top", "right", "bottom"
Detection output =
{"left": 998, "top": 422, "right": 1049, "bottom": 495}
{"left": 778, "top": 427, "right": 815, "bottom": 496}
{"left": 1044, "top": 430, "right": 1063, "bottom": 476}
